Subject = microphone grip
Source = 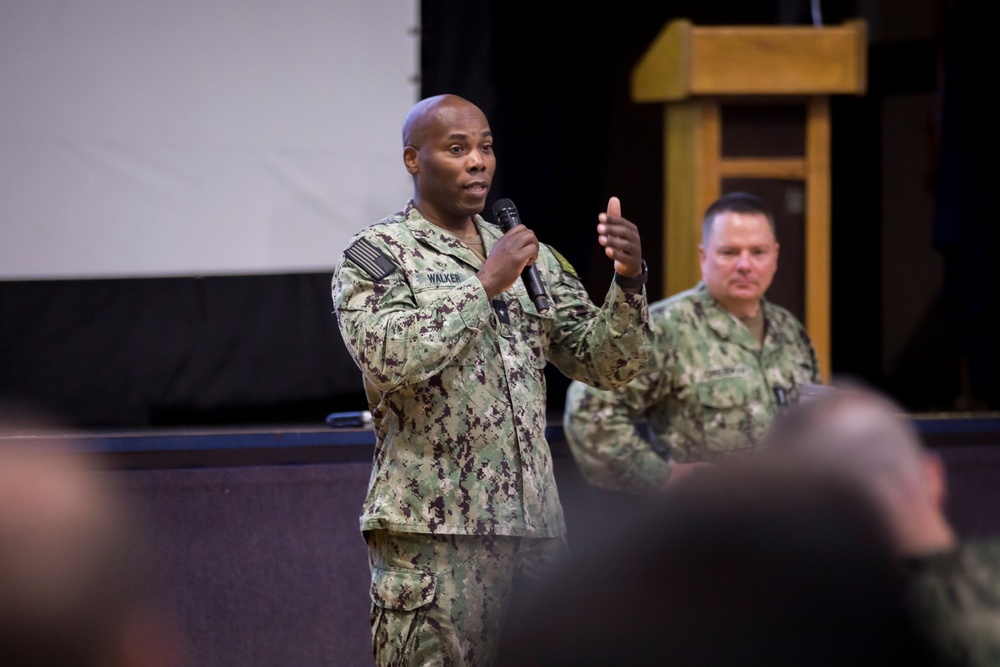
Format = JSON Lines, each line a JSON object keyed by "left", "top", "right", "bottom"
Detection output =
{"left": 522, "top": 267, "right": 550, "bottom": 313}
{"left": 493, "top": 198, "right": 550, "bottom": 313}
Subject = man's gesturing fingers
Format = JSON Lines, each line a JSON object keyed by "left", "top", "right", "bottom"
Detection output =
{"left": 597, "top": 196, "right": 643, "bottom": 278}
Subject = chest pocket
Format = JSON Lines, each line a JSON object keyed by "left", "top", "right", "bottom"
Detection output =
{"left": 696, "top": 379, "right": 756, "bottom": 457}
{"left": 498, "top": 289, "right": 552, "bottom": 361}
{"left": 412, "top": 279, "right": 468, "bottom": 307}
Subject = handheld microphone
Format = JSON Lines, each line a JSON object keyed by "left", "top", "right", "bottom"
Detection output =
{"left": 492, "top": 198, "right": 550, "bottom": 313}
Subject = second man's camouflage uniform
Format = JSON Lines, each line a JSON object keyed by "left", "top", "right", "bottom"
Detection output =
{"left": 905, "top": 539, "right": 1000, "bottom": 667}
{"left": 564, "top": 281, "right": 818, "bottom": 493}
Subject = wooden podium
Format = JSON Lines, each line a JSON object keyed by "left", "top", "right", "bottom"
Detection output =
{"left": 631, "top": 19, "right": 867, "bottom": 379}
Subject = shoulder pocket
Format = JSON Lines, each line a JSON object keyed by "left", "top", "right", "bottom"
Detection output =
{"left": 370, "top": 565, "right": 437, "bottom": 611}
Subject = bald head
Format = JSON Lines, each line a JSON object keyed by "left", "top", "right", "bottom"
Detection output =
{"left": 400, "top": 94, "right": 494, "bottom": 231}
{"left": 763, "top": 387, "right": 925, "bottom": 484}
{"left": 762, "top": 385, "right": 956, "bottom": 555}
{"left": 402, "top": 94, "right": 481, "bottom": 148}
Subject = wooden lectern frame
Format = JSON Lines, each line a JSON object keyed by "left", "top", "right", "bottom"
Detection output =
{"left": 631, "top": 19, "right": 867, "bottom": 380}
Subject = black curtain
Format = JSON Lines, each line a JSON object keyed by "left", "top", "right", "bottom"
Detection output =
{"left": 931, "top": 0, "right": 999, "bottom": 409}
{"left": 0, "top": 274, "right": 365, "bottom": 427}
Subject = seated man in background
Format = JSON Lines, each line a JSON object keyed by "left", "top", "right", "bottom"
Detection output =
{"left": 762, "top": 384, "right": 1000, "bottom": 667}
{"left": 564, "top": 191, "right": 818, "bottom": 492}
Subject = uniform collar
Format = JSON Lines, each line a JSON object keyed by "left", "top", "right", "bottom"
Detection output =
{"left": 693, "top": 282, "right": 770, "bottom": 353}
{"left": 403, "top": 200, "right": 501, "bottom": 269}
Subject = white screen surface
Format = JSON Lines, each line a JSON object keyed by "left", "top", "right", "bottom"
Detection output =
{"left": 0, "top": 0, "right": 418, "bottom": 279}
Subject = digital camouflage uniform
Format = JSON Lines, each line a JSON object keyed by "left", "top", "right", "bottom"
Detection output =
{"left": 905, "top": 540, "right": 1000, "bottom": 667}
{"left": 564, "top": 282, "right": 818, "bottom": 493}
{"left": 332, "top": 202, "right": 648, "bottom": 666}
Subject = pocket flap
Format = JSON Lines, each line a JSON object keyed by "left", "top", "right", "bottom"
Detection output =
{"left": 697, "top": 379, "right": 751, "bottom": 409}
{"left": 370, "top": 565, "right": 436, "bottom": 611}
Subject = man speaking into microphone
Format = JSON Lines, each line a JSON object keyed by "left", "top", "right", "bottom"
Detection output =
{"left": 332, "top": 93, "right": 649, "bottom": 667}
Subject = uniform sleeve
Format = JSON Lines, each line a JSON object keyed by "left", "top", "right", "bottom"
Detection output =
{"left": 331, "top": 234, "right": 494, "bottom": 392}
{"left": 543, "top": 246, "right": 649, "bottom": 390}
{"left": 562, "top": 333, "right": 673, "bottom": 494}
{"left": 805, "top": 330, "right": 821, "bottom": 384}
{"left": 904, "top": 541, "right": 1000, "bottom": 667}
{"left": 787, "top": 313, "right": 821, "bottom": 385}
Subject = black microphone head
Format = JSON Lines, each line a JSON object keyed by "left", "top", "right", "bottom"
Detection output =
{"left": 493, "top": 198, "right": 515, "bottom": 216}
{"left": 493, "top": 198, "right": 520, "bottom": 231}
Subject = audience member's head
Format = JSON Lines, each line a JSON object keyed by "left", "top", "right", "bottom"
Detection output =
{"left": 762, "top": 382, "right": 957, "bottom": 556}
{"left": 500, "top": 456, "right": 938, "bottom": 667}
{"left": 0, "top": 416, "right": 182, "bottom": 667}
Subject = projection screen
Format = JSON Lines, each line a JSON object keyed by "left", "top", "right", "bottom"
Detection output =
{"left": 0, "top": 0, "right": 419, "bottom": 279}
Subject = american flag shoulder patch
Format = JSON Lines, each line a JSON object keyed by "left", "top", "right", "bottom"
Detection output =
{"left": 344, "top": 238, "right": 396, "bottom": 280}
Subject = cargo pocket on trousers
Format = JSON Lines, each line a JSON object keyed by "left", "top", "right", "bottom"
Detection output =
{"left": 369, "top": 565, "right": 438, "bottom": 657}
{"left": 370, "top": 564, "right": 437, "bottom": 612}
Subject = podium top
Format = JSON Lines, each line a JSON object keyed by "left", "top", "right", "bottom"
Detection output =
{"left": 632, "top": 19, "right": 867, "bottom": 102}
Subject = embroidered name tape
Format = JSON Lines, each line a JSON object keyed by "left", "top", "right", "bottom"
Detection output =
{"left": 426, "top": 273, "right": 464, "bottom": 285}
{"left": 704, "top": 365, "right": 747, "bottom": 380}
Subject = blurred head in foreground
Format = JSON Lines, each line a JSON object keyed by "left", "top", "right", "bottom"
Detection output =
{"left": 762, "top": 382, "right": 957, "bottom": 556}
{"left": 500, "top": 456, "right": 938, "bottom": 667}
{"left": 0, "top": 417, "right": 182, "bottom": 667}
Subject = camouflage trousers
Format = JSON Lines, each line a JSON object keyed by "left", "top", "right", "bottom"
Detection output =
{"left": 365, "top": 529, "right": 566, "bottom": 667}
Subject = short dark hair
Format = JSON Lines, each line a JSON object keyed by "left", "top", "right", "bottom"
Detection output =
{"left": 702, "top": 191, "right": 777, "bottom": 242}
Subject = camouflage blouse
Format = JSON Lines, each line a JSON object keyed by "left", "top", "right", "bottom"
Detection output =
{"left": 332, "top": 203, "right": 648, "bottom": 537}
{"left": 564, "top": 282, "right": 818, "bottom": 492}
{"left": 905, "top": 540, "right": 1000, "bottom": 667}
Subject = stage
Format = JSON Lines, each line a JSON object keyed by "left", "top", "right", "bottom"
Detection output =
{"left": 4, "top": 413, "right": 1000, "bottom": 667}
